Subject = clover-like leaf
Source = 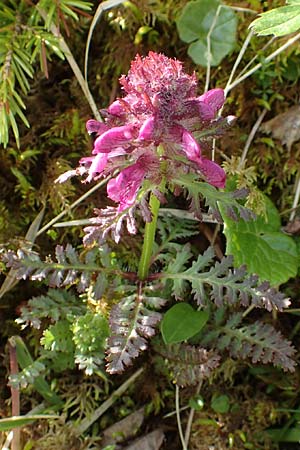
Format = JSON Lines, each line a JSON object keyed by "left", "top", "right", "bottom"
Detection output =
{"left": 161, "top": 303, "right": 209, "bottom": 344}
{"left": 176, "top": 0, "right": 237, "bottom": 66}
{"left": 223, "top": 196, "right": 298, "bottom": 286}
{"left": 250, "top": 1, "right": 300, "bottom": 37}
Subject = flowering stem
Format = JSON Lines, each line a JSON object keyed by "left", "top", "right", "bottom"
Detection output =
{"left": 138, "top": 146, "right": 166, "bottom": 280}
{"left": 138, "top": 191, "right": 161, "bottom": 280}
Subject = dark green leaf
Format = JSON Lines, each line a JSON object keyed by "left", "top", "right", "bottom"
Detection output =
{"left": 161, "top": 303, "right": 209, "bottom": 344}
{"left": 223, "top": 196, "right": 298, "bottom": 285}
{"left": 211, "top": 394, "right": 230, "bottom": 413}
{"left": 189, "top": 394, "right": 205, "bottom": 410}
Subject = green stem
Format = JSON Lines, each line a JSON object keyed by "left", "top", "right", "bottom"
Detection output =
{"left": 138, "top": 145, "right": 166, "bottom": 280}
{"left": 138, "top": 192, "right": 161, "bottom": 280}
{"left": 176, "top": 385, "right": 188, "bottom": 450}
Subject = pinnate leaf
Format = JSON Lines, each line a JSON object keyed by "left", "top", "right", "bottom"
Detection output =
{"left": 1, "top": 244, "right": 111, "bottom": 298}
{"left": 174, "top": 173, "right": 255, "bottom": 222}
{"left": 106, "top": 292, "right": 165, "bottom": 374}
{"left": 157, "top": 343, "right": 220, "bottom": 386}
{"left": 203, "top": 313, "right": 296, "bottom": 372}
{"left": 163, "top": 247, "right": 290, "bottom": 312}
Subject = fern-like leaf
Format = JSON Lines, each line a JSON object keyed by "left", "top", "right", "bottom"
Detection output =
{"left": 9, "top": 360, "right": 46, "bottom": 389}
{"left": 158, "top": 343, "right": 220, "bottom": 387}
{"left": 157, "top": 215, "right": 199, "bottom": 246}
{"left": 163, "top": 248, "right": 290, "bottom": 311}
{"left": 173, "top": 173, "right": 255, "bottom": 222}
{"left": 17, "top": 288, "right": 84, "bottom": 329}
{"left": 106, "top": 290, "right": 166, "bottom": 374}
{"left": 152, "top": 216, "right": 199, "bottom": 268}
{"left": 1, "top": 244, "right": 113, "bottom": 298}
{"left": 166, "top": 245, "right": 212, "bottom": 300}
{"left": 83, "top": 206, "right": 138, "bottom": 245}
{"left": 203, "top": 313, "right": 296, "bottom": 372}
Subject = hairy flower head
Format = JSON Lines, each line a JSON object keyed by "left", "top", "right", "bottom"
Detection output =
{"left": 58, "top": 52, "right": 234, "bottom": 214}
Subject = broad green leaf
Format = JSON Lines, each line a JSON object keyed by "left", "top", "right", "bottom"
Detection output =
{"left": 189, "top": 395, "right": 205, "bottom": 410}
{"left": 176, "top": 0, "right": 237, "bottom": 66}
{"left": 268, "top": 427, "right": 300, "bottom": 442}
{"left": 12, "top": 336, "right": 63, "bottom": 407}
{"left": 223, "top": 197, "right": 298, "bottom": 286}
{"left": 211, "top": 395, "right": 230, "bottom": 413}
{"left": 161, "top": 303, "right": 209, "bottom": 344}
{"left": 0, "top": 415, "right": 58, "bottom": 432}
{"left": 250, "top": 3, "right": 300, "bottom": 37}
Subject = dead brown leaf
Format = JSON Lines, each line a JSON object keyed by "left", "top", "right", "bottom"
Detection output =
{"left": 260, "top": 105, "right": 300, "bottom": 152}
{"left": 283, "top": 218, "right": 300, "bottom": 235}
{"left": 123, "top": 429, "right": 165, "bottom": 450}
{"left": 101, "top": 407, "right": 145, "bottom": 447}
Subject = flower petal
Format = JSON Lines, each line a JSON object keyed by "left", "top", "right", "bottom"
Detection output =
{"left": 138, "top": 116, "right": 155, "bottom": 141}
{"left": 86, "top": 119, "right": 108, "bottom": 135}
{"left": 181, "top": 128, "right": 202, "bottom": 162}
{"left": 108, "top": 99, "right": 127, "bottom": 116}
{"left": 107, "top": 162, "right": 146, "bottom": 211}
{"left": 198, "top": 88, "right": 225, "bottom": 115}
{"left": 198, "top": 158, "right": 226, "bottom": 188}
{"left": 86, "top": 153, "right": 108, "bottom": 182}
{"left": 182, "top": 99, "right": 216, "bottom": 121}
{"left": 94, "top": 124, "right": 136, "bottom": 153}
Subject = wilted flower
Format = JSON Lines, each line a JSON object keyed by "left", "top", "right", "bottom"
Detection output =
{"left": 58, "top": 51, "right": 234, "bottom": 214}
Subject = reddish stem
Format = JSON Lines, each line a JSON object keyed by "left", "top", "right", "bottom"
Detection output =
{"left": 8, "top": 338, "right": 21, "bottom": 450}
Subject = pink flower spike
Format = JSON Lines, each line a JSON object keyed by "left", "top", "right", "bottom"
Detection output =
{"left": 94, "top": 124, "right": 137, "bottom": 153}
{"left": 198, "top": 158, "right": 226, "bottom": 188}
{"left": 198, "top": 88, "right": 225, "bottom": 115}
{"left": 138, "top": 116, "right": 155, "bottom": 141}
{"left": 107, "top": 162, "right": 146, "bottom": 211}
{"left": 181, "top": 128, "right": 202, "bottom": 162}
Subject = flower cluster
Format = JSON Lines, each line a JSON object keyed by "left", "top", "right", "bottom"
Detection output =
{"left": 58, "top": 52, "right": 234, "bottom": 213}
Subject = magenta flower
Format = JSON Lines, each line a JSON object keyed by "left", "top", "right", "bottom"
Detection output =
{"left": 107, "top": 153, "right": 159, "bottom": 211}
{"left": 58, "top": 52, "right": 233, "bottom": 213}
